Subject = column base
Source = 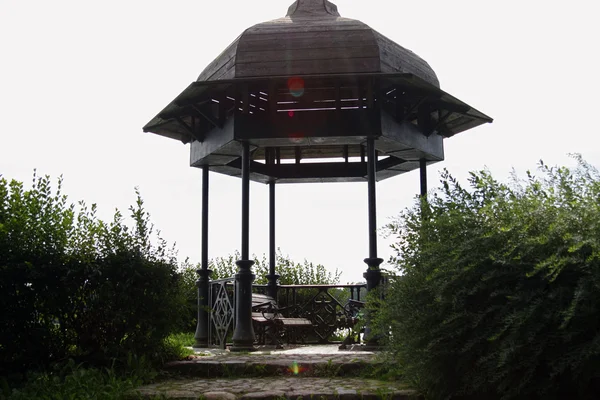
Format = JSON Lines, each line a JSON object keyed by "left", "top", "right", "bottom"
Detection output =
{"left": 193, "top": 268, "right": 212, "bottom": 348}
{"left": 363, "top": 258, "right": 384, "bottom": 347}
{"left": 363, "top": 258, "right": 383, "bottom": 291}
{"left": 232, "top": 260, "right": 256, "bottom": 352}
{"left": 230, "top": 342, "right": 257, "bottom": 353}
{"left": 266, "top": 273, "right": 280, "bottom": 299}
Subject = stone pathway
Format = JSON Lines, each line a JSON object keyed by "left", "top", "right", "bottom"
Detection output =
{"left": 131, "top": 345, "right": 419, "bottom": 399}
{"left": 132, "top": 377, "right": 416, "bottom": 399}
{"left": 164, "top": 345, "right": 379, "bottom": 377}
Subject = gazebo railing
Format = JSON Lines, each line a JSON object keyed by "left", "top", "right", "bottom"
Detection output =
{"left": 207, "top": 279, "right": 367, "bottom": 348}
{"left": 208, "top": 277, "right": 235, "bottom": 349}
{"left": 273, "top": 284, "right": 366, "bottom": 343}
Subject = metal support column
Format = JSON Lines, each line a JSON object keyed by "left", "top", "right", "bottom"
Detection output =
{"left": 266, "top": 181, "right": 279, "bottom": 299}
{"left": 266, "top": 149, "right": 279, "bottom": 299}
{"left": 232, "top": 141, "right": 256, "bottom": 352}
{"left": 419, "top": 158, "right": 427, "bottom": 198}
{"left": 363, "top": 136, "right": 383, "bottom": 347}
{"left": 194, "top": 166, "right": 212, "bottom": 348}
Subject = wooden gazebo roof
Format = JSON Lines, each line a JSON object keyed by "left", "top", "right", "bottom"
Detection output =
{"left": 143, "top": 0, "right": 492, "bottom": 183}
{"left": 195, "top": 0, "right": 439, "bottom": 87}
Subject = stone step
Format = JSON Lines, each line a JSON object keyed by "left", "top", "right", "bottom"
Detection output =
{"left": 164, "top": 358, "right": 380, "bottom": 378}
{"left": 165, "top": 346, "right": 382, "bottom": 378}
{"left": 131, "top": 377, "right": 419, "bottom": 400}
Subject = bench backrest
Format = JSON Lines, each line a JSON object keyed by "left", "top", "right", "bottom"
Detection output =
{"left": 252, "top": 293, "right": 276, "bottom": 309}
{"left": 251, "top": 293, "right": 279, "bottom": 322}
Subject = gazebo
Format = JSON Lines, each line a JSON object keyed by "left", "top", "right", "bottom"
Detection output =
{"left": 143, "top": 0, "right": 492, "bottom": 351}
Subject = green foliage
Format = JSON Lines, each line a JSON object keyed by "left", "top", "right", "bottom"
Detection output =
{"left": 379, "top": 156, "right": 600, "bottom": 399}
{"left": 177, "top": 259, "right": 201, "bottom": 333}
{"left": 165, "top": 332, "right": 195, "bottom": 351}
{"left": 0, "top": 172, "right": 186, "bottom": 373}
{"left": 209, "top": 250, "right": 341, "bottom": 285}
{"left": 2, "top": 358, "right": 153, "bottom": 400}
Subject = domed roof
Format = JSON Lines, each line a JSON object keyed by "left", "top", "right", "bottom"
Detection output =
{"left": 143, "top": 0, "right": 492, "bottom": 184}
{"left": 197, "top": 0, "right": 439, "bottom": 87}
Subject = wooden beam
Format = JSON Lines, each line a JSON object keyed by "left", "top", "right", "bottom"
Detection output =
{"left": 226, "top": 157, "right": 405, "bottom": 180}
{"left": 335, "top": 79, "right": 341, "bottom": 111}
{"left": 191, "top": 104, "right": 221, "bottom": 129}
{"left": 418, "top": 105, "right": 434, "bottom": 137}
{"left": 269, "top": 81, "right": 277, "bottom": 117}
{"left": 430, "top": 100, "right": 470, "bottom": 114}
{"left": 376, "top": 156, "right": 405, "bottom": 171}
{"left": 175, "top": 117, "right": 203, "bottom": 142}
{"left": 366, "top": 79, "right": 374, "bottom": 109}
{"left": 173, "top": 98, "right": 211, "bottom": 110}
{"left": 242, "top": 85, "right": 249, "bottom": 114}
{"left": 396, "top": 96, "right": 427, "bottom": 122}
{"left": 235, "top": 106, "right": 381, "bottom": 142}
{"left": 159, "top": 102, "right": 208, "bottom": 120}
{"left": 218, "top": 94, "right": 227, "bottom": 126}
{"left": 358, "top": 80, "right": 365, "bottom": 109}
{"left": 430, "top": 110, "right": 452, "bottom": 136}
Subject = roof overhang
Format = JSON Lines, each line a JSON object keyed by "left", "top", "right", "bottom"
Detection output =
{"left": 143, "top": 72, "right": 492, "bottom": 143}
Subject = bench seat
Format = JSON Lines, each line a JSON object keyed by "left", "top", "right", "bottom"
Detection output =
{"left": 251, "top": 293, "right": 312, "bottom": 345}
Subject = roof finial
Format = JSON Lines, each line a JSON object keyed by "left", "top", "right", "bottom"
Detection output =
{"left": 286, "top": 0, "right": 341, "bottom": 18}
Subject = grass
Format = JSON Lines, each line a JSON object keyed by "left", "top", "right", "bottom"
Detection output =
{"left": 0, "top": 332, "right": 196, "bottom": 400}
{"left": 163, "top": 333, "right": 195, "bottom": 360}
{"left": 0, "top": 329, "right": 407, "bottom": 399}
{"left": 1, "top": 360, "right": 148, "bottom": 400}
{"left": 166, "top": 332, "right": 195, "bottom": 348}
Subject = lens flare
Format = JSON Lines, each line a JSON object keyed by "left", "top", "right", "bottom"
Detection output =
{"left": 289, "top": 361, "right": 300, "bottom": 375}
{"left": 289, "top": 132, "right": 304, "bottom": 144}
{"left": 287, "top": 77, "right": 305, "bottom": 98}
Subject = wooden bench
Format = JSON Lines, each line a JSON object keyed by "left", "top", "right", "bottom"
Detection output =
{"left": 251, "top": 293, "right": 313, "bottom": 346}
{"left": 339, "top": 299, "right": 366, "bottom": 348}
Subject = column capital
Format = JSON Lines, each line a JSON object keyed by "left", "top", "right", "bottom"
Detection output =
{"left": 235, "top": 259, "right": 255, "bottom": 271}
{"left": 363, "top": 258, "right": 383, "bottom": 269}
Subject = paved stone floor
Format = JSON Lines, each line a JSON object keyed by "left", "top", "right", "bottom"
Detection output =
{"left": 131, "top": 345, "right": 418, "bottom": 399}
{"left": 191, "top": 344, "right": 375, "bottom": 356}
{"left": 176, "top": 345, "right": 376, "bottom": 367}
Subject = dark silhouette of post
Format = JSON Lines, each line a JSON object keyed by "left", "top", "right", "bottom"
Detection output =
{"left": 232, "top": 141, "right": 256, "bottom": 352}
{"left": 266, "top": 148, "right": 279, "bottom": 299}
{"left": 363, "top": 137, "right": 383, "bottom": 347}
{"left": 194, "top": 166, "right": 211, "bottom": 348}
{"left": 420, "top": 158, "right": 427, "bottom": 198}
{"left": 267, "top": 182, "right": 279, "bottom": 298}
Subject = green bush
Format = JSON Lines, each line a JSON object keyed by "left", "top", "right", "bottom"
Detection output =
{"left": 207, "top": 250, "right": 341, "bottom": 284}
{"left": 0, "top": 173, "right": 185, "bottom": 373}
{"left": 379, "top": 156, "right": 600, "bottom": 399}
{"left": 2, "top": 357, "right": 155, "bottom": 400}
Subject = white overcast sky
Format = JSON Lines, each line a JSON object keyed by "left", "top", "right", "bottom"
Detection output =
{"left": 1, "top": 0, "right": 599, "bottom": 283}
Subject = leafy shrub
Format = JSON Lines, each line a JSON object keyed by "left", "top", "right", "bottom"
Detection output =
{"left": 208, "top": 250, "right": 341, "bottom": 284}
{"left": 379, "top": 156, "right": 600, "bottom": 400}
{"left": 2, "top": 358, "right": 154, "bottom": 400}
{"left": 0, "top": 173, "right": 185, "bottom": 373}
